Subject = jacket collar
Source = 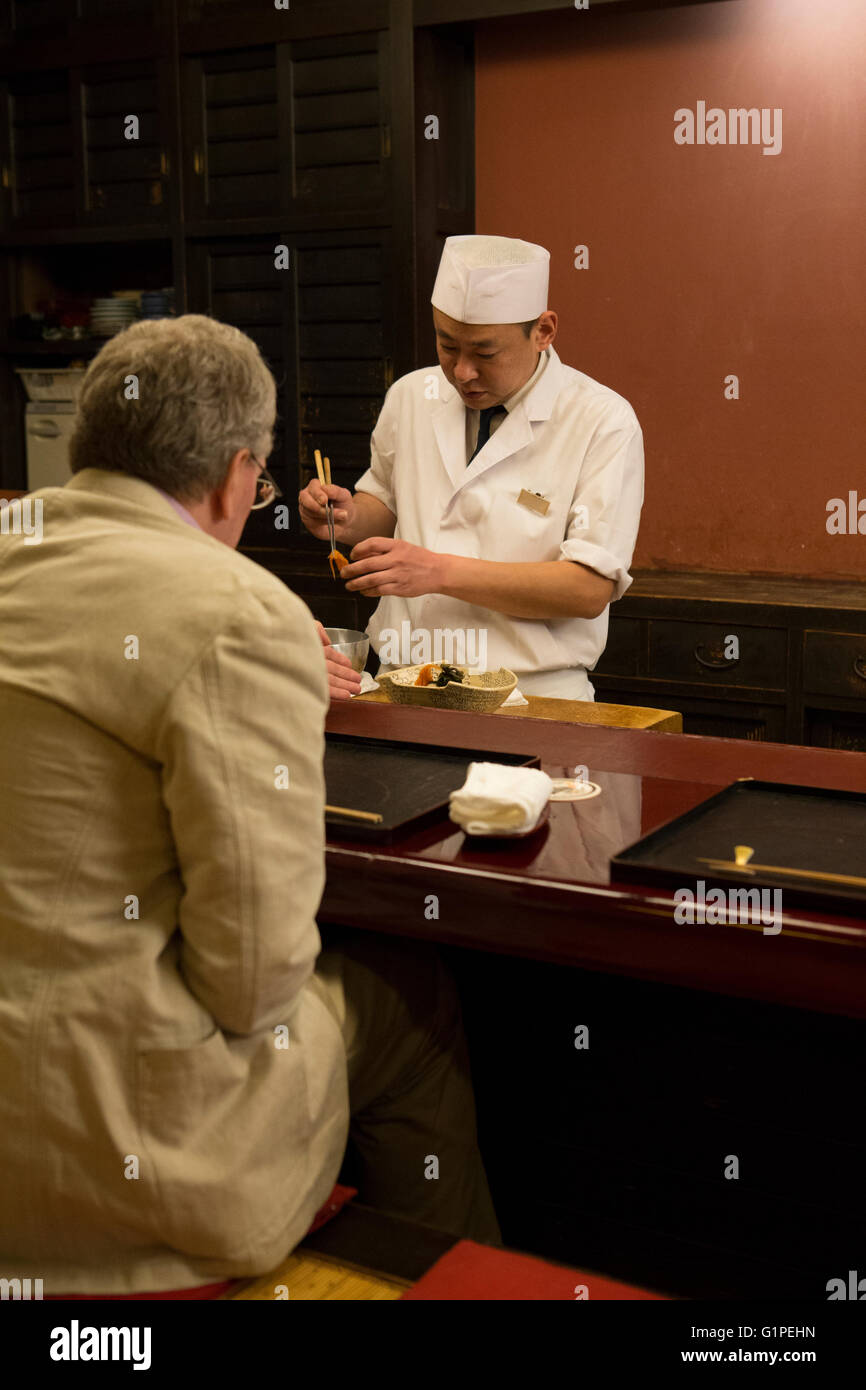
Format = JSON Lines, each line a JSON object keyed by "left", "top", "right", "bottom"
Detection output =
{"left": 64, "top": 468, "right": 218, "bottom": 544}
{"left": 431, "top": 346, "right": 565, "bottom": 494}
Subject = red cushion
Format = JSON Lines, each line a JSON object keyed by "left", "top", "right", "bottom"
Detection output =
{"left": 401, "top": 1240, "right": 667, "bottom": 1300}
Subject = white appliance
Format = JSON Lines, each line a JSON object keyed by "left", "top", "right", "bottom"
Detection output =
{"left": 25, "top": 401, "right": 77, "bottom": 490}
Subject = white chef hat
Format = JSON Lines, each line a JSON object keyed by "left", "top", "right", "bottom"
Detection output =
{"left": 431, "top": 234, "right": 550, "bottom": 325}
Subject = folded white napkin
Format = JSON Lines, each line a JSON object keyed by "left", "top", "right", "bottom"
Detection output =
{"left": 352, "top": 671, "right": 379, "bottom": 695}
{"left": 501, "top": 686, "right": 529, "bottom": 707}
{"left": 449, "top": 761, "right": 554, "bottom": 835}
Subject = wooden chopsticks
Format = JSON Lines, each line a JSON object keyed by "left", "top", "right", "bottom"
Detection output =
{"left": 314, "top": 448, "right": 332, "bottom": 487}
{"left": 325, "top": 804, "right": 383, "bottom": 824}
{"left": 698, "top": 857, "right": 866, "bottom": 890}
{"left": 315, "top": 446, "right": 345, "bottom": 580}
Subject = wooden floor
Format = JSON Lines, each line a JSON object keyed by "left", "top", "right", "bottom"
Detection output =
{"left": 223, "top": 1250, "right": 409, "bottom": 1301}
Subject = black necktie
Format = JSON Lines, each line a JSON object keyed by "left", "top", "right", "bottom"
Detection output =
{"left": 469, "top": 405, "right": 507, "bottom": 464}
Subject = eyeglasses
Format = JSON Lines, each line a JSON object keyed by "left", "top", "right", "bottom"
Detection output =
{"left": 249, "top": 455, "right": 283, "bottom": 510}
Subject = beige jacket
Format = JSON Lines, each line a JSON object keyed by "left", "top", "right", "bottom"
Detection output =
{"left": 0, "top": 469, "right": 348, "bottom": 1294}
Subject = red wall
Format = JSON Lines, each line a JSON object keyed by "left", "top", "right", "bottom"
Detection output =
{"left": 474, "top": 0, "right": 866, "bottom": 579}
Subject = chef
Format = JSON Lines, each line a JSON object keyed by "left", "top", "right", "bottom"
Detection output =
{"left": 298, "top": 234, "right": 644, "bottom": 699}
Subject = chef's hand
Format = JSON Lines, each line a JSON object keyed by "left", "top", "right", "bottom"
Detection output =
{"left": 298, "top": 480, "right": 355, "bottom": 541}
{"left": 342, "top": 537, "right": 444, "bottom": 598}
{"left": 315, "top": 621, "right": 362, "bottom": 701}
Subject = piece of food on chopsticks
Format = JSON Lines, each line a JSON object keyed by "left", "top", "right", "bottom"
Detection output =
{"left": 314, "top": 447, "right": 349, "bottom": 581}
{"left": 328, "top": 548, "right": 349, "bottom": 579}
{"left": 414, "top": 663, "right": 467, "bottom": 688}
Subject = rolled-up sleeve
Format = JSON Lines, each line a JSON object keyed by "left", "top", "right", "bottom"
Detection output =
{"left": 559, "top": 411, "right": 645, "bottom": 602}
{"left": 353, "top": 385, "right": 398, "bottom": 513}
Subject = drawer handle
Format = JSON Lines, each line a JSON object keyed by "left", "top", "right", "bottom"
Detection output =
{"left": 694, "top": 643, "right": 739, "bottom": 669}
{"left": 853, "top": 657, "right": 866, "bottom": 682}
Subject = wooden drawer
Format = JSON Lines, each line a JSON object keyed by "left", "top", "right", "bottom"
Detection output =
{"left": 596, "top": 616, "right": 641, "bottom": 675}
{"left": 803, "top": 629, "right": 866, "bottom": 700}
{"left": 806, "top": 711, "right": 866, "bottom": 752}
{"left": 648, "top": 619, "right": 786, "bottom": 688}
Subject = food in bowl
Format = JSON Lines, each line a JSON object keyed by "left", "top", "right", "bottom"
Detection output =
{"left": 414, "top": 663, "right": 467, "bottom": 688}
{"left": 378, "top": 665, "right": 518, "bottom": 712}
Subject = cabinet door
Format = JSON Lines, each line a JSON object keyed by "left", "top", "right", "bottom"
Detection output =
{"left": 5, "top": 61, "right": 169, "bottom": 230}
{"left": 186, "top": 237, "right": 294, "bottom": 551}
{"left": 592, "top": 616, "right": 642, "bottom": 676}
{"left": 77, "top": 60, "right": 170, "bottom": 225}
{"left": 179, "top": 0, "right": 265, "bottom": 16}
{"left": 187, "top": 231, "right": 390, "bottom": 555}
{"left": 77, "top": 0, "right": 154, "bottom": 19}
{"left": 182, "top": 46, "right": 281, "bottom": 220}
{"left": 295, "top": 233, "right": 389, "bottom": 494}
{"left": 3, "top": 0, "right": 158, "bottom": 35}
{"left": 652, "top": 695, "right": 788, "bottom": 742}
{"left": 7, "top": 69, "right": 76, "bottom": 227}
{"left": 0, "top": 79, "right": 9, "bottom": 233}
{"left": 288, "top": 31, "right": 387, "bottom": 215}
{"left": 591, "top": 685, "right": 787, "bottom": 742}
{"left": 805, "top": 709, "right": 866, "bottom": 753}
{"left": 1, "top": 0, "right": 71, "bottom": 39}
{"left": 181, "top": 31, "right": 388, "bottom": 223}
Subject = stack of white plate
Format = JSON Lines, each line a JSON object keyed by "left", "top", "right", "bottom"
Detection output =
{"left": 89, "top": 297, "right": 138, "bottom": 338}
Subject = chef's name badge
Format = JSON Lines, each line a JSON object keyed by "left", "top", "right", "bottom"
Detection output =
{"left": 517, "top": 488, "right": 550, "bottom": 517}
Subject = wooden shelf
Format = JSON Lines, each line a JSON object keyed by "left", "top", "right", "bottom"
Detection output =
{"left": 627, "top": 569, "right": 866, "bottom": 612}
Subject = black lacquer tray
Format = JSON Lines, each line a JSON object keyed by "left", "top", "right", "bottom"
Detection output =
{"left": 610, "top": 779, "right": 866, "bottom": 918}
{"left": 324, "top": 733, "right": 540, "bottom": 842}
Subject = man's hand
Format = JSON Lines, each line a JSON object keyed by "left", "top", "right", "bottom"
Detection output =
{"left": 298, "top": 480, "right": 355, "bottom": 541}
{"left": 315, "top": 622, "right": 362, "bottom": 701}
{"left": 342, "top": 537, "right": 445, "bottom": 598}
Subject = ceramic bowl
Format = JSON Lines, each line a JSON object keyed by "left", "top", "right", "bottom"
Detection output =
{"left": 377, "top": 665, "right": 517, "bottom": 712}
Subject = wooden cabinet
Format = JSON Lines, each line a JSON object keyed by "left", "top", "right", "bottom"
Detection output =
{"left": 645, "top": 694, "right": 788, "bottom": 743}
{"left": 0, "top": 0, "right": 163, "bottom": 44}
{"left": 803, "top": 629, "right": 866, "bottom": 701}
{"left": 0, "top": 0, "right": 419, "bottom": 506}
{"left": 295, "top": 236, "right": 390, "bottom": 488}
{"left": 647, "top": 618, "right": 787, "bottom": 690}
{"left": 593, "top": 573, "right": 866, "bottom": 747}
{"left": 78, "top": 60, "right": 170, "bottom": 224}
{"left": 1, "top": 59, "right": 170, "bottom": 231}
{"left": 290, "top": 35, "right": 388, "bottom": 212}
{"left": 4, "top": 70, "right": 75, "bottom": 228}
{"left": 186, "top": 234, "right": 295, "bottom": 555}
{"left": 0, "top": 1, "right": 70, "bottom": 38}
{"left": 77, "top": 0, "right": 153, "bottom": 17}
{"left": 182, "top": 46, "right": 281, "bottom": 221}
{"left": 186, "top": 227, "right": 391, "bottom": 558}
{"left": 806, "top": 710, "right": 866, "bottom": 753}
{"left": 181, "top": 31, "right": 389, "bottom": 225}
{"left": 179, "top": 0, "right": 279, "bottom": 18}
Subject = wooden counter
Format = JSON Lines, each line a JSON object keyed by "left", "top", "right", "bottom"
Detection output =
{"left": 353, "top": 689, "right": 683, "bottom": 730}
{"left": 323, "top": 702, "right": 866, "bottom": 1019}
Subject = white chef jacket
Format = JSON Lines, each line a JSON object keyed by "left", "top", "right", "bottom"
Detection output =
{"left": 465, "top": 346, "right": 548, "bottom": 461}
{"left": 354, "top": 345, "right": 644, "bottom": 689}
